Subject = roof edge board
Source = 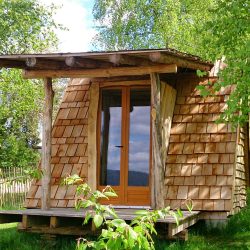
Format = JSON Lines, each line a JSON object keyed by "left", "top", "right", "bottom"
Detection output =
{"left": 22, "top": 64, "right": 178, "bottom": 79}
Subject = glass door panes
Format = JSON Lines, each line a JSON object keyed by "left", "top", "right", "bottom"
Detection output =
{"left": 128, "top": 89, "right": 151, "bottom": 186}
{"left": 100, "top": 89, "right": 122, "bottom": 186}
{"left": 98, "top": 85, "right": 151, "bottom": 206}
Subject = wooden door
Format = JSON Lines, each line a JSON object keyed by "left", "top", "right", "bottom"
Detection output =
{"left": 97, "top": 85, "right": 151, "bottom": 206}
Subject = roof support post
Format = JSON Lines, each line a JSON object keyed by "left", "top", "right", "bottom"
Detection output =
{"left": 150, "top": 73, "right": 165, "bottom": 209}
{"left": 41, "top": 77, "right": 53, "bottom": 210}
{"left": 150, "top": 74, "right": 177, "bottom": 209}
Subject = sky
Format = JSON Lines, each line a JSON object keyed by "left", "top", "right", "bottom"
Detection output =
{"left": 40, "top": 0, "right": 96, "bottom": 52}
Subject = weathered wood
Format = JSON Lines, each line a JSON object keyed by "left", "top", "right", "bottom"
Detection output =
{"left": 232, "top": 125, "right": 249, "bottom": 213}
{"left": 0, "top": 167, "right": 31, "bottom": 207}
{"left": 26, "top": 58, "right": 65, "bottom": 69}
{"left": 150, "top": 73, "right": 165, "bottom": 209}
{"left": 87, "top": 83, "right": 100, "bottom": 191}
{"left": 160, "top": 82, "right": 177, "bottom": 172}
{"left": 99, "top": 79, "right": 151, "bottom": 87}
{"left": 167, "top": 213, "right": 199, "bottom": 238}
{"left": 200, "top": 212, "right": 228, "bottom": 220}
{"left": 245, "top": 122, "right": 249, "bottom": 187}
{"left": 0, "top": 208, "right": 200, "bottom": 223}
{"left": 0, "top": 59, "right": 26, "bottom": 68}
{"left": 0, "top": 209, "right": 199, "bottom": 236}
{"left": 75, "top": 76, "right": 150, "bottom": 84}
{"left": 41, "top": 78, "right": 54, "bottom": 210}
{"left": 50, "top": 216, "right": 59, "bottom": 228}
{"left": 18, "top": 225, "right": 92, "bottom": 236}
{"left": 150, "top": 75, "right": 176, "bottom": 209}
{"left": 167, "top": 229, "right": 188, "bottom": 241}
{"left": 23, "top": 64, "right": 177, "bottom": 79}
{"left": 109, "top": 54, "right": 155, "bottom": 66}
{"left": 149, "top": 52, "right": 211, "bottom": 71}
{"left": 22, "top": 215, "right": 29, "bottom": 228}
{"left": 65, "top": 56, "right": 114, "bottom": 68}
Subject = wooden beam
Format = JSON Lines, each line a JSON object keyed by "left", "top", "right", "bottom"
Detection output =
{"left": 160, "top": 82, "right": 177, "bottom": 173}
{"left": 23, "top": 64, "right": 177, "bottom": 79}
{"left": 87, "top": 83, "right": 100, "bottom": 191}
{"left": 0, "top": 59, "right": 26, "bottom": 68}
{"left": 149, "top": 52, "right": 211, "bottom": 71}
{"left": 167, "top": 213, "right": 199, "bottom": 238}
{"left": 18, "top": 224, "right": 94, "bottom": 236}
{"left": 41, "top": 77, "right": 53, "bottom": 210}
{"left": 150, "top": 73, "right": 165, "bottom": 209}
{"left": 65, "top": 56, "right": 113, "bottom": 68}
{"left": 50, "top": 216, "right": 59, "bottom": 228}
{"left": 26, "top": 57, "right": 66, "bottom": 69}
{"left": 109, "top": 54, "right": 155, "bottom": 66}
{"left": 99, "top": 79, "right": 151, "bottom": 87}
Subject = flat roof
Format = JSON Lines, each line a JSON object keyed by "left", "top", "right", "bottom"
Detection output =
{"left": 0, "top": 48, "right": 213, "bottom": 71}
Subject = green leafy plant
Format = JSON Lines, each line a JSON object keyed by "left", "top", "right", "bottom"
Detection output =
{"left": 64, "top": 175, "right": 190, "bottom": 250}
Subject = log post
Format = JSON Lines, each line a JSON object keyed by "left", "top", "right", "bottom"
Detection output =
{"left": 150, "top": 73, "right": 165, "bottom": 209}
{"left": 41, "top": 77, "right": 53, "bottom": 210}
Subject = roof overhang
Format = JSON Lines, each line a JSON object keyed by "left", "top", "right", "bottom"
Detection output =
{"left": 0, "top": 48, "right": 213, "bottom": 79}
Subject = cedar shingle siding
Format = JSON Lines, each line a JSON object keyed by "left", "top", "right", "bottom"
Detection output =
{"left": 165, "top": 75, "right": 237, "bottom": 211}
{"left": 25, "top": 79, "right": 90, "bottom": 208}
{"left": 25, "top": 75, "right": 248, "bottom": 213}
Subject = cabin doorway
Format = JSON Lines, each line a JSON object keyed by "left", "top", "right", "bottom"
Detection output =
{"left": 97, "top": 85, "right": 151, "bottom": 206}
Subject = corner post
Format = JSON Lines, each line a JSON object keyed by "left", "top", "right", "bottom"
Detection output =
{"left": 150, "top": 73, "right": 165, "bottom": 209}
{"left": 41, "top": 77, "right": 53, "bottom": 210}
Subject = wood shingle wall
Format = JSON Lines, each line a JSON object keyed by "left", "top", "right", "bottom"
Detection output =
{"left": 232, "top": 126, "right": 248, "bottom": 213}
{"left": 165, "top": 75, "right": 237, "bottom": 211}
{"left": 25, "top": 79, "right": 90, "bottom": 208}
{"left": 25, "top": 75, "right": 248, "bottom": 213}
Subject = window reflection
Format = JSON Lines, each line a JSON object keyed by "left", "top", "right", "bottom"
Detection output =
{"left": 100, "top": 89, "right": 122, "bottom": 186}
{"left": 128, "top": 88, "right": 150, "bottom": 186}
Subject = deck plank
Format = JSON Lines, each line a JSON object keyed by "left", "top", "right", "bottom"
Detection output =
{"left": 0, "top": 208, "right": 199, "bottom": 224}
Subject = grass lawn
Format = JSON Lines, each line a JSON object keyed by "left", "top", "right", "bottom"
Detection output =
{"left": 0, "top": 191, "right": 249, "bottom": 250}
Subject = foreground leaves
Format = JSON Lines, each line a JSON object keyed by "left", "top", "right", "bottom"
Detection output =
{"left": 64, "top": 175, "right": 191, "bottom": 250}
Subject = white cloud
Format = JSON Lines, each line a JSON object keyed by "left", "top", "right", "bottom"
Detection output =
{"left": 39, "top": 0, "right": 96, "bottom": 52}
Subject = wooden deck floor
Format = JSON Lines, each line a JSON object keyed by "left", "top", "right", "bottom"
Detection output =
{"left": 0, "top": 208, "right": 200, "bottom": 239}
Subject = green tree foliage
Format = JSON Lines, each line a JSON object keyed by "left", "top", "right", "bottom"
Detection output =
{"left": 92, "top": 0, "right": 214, "bottom": 54}
{"left": 0, "top": 69, "right": 42, "bottom": 168}
{"left": 0, "top": 0, "right": 61, "bottom": 169}
{"left": 93, "top": 0, "right": 249, "bottom": 125}
{"left": 0, "top": 0, "right": 60, "bottom": 53}
{"left": 200, "top": 0, "right": 250, "bottom": 125}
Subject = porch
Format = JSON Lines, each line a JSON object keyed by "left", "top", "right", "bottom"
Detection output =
{"left": 0, "top": 208, "right": 200, "bottom": 240}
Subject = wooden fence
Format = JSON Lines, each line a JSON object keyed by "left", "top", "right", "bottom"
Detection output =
{"left": 0, "top": 167, "right": 32, "bottom": 208}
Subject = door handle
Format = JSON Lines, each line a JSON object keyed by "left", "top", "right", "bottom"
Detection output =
{"left": 115, "top": 145, "right": 124, "bottom": 148}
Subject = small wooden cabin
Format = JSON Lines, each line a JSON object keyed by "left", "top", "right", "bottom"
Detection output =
{"left": 0, "top": 49, "right": 249, "bottom": 224}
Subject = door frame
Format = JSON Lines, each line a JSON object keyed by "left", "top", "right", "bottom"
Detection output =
{"left": 96, "top": 82, "right": 152, "bottom": 206}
